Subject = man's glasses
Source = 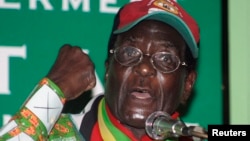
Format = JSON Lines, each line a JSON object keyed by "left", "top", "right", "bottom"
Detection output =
{"left": 109, "top": 46, "right": 187, "bottom": 73}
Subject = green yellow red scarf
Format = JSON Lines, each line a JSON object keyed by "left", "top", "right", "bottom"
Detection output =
{"left": 96, "top": 98, "right": 190, "bottom": 141}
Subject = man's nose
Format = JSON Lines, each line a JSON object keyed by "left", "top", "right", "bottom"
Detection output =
{"left": 133, "top": 55, "right": 156, "bottom": 77}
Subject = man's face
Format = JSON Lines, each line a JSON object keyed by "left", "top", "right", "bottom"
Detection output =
{"left": 105, "top": 20, "right": 195, "bottom": 128}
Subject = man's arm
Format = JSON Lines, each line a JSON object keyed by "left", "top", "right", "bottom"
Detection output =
{"left": 0, "top": 45, "right": 96, "bottom": 140}
{"left": 0, "top": 78, "right": 65, "bottom": 140}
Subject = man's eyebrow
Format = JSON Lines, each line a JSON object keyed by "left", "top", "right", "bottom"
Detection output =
{"left": 121, "top": 35, "right": 143, "bottom": 44}
{"left": 157, "top": 40, "right": 176, "bottom": 48}
{"left": 128, "top": 35, "right": 143, "bottom": 42}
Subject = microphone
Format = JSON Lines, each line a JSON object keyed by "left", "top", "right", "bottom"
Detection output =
{"left": 145, "top": 111, "right": 208, "bottom": 140}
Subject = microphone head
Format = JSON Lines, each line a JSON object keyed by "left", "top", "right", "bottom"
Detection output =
{"left": 145, "top": 111, "right": 208, "bottom": 140}
{"left": 145, "top": 111, "right": 179, "bottom": 140}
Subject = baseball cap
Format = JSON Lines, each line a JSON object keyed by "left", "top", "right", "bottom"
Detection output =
{"left": 112, "top": 0, "right": 200, "bottom": 58}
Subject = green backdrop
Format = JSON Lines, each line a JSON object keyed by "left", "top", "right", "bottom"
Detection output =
{"left": 0, "top": 0, "right": 222, "bottom": 130}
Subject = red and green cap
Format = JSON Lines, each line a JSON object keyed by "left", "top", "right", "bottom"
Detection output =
{"left": 113, "top": 0, "right": 200, "bottom": 58}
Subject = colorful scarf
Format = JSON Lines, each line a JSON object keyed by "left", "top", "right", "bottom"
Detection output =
{"left": 79, "top": 96, "right": 193, "bottom": 141}
{"left": 94, "top": 98, "right": 193, "bottom": 141}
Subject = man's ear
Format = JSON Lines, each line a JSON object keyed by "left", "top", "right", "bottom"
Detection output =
{"left": 181, "top": 70, "right": 197, "bottom": 104}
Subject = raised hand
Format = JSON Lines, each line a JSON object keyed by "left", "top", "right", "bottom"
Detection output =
{"left": 46, "top": 44, "right": 96, "bottom": 100}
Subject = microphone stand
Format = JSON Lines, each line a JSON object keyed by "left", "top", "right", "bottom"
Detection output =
{"left": 145, "top": 111, "right": 208, "bottom": 140}
{"left": 188, "top": 126, "right": 208, "bottom": 139}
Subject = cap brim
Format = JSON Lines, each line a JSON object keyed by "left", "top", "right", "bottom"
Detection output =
{"left": 113, "top": 12, "right": 198, "bottom": 58}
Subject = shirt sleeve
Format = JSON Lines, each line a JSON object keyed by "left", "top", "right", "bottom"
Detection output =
{"left": 0, "top": 78, "right": 66, "bottom": 140}
{"left": 48, "top": 114, "right": 85, "bottom": 141}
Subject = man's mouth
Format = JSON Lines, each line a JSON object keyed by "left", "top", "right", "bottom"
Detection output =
{"left": 130, "top": 88, "right": 152, "bottom": 99}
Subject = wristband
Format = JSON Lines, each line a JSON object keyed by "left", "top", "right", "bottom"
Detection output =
{"left": 36, "top": 77, "right": 65, "bottom": 102}
{"left": 24, "top": 78, "right": 66, "bottom": 133}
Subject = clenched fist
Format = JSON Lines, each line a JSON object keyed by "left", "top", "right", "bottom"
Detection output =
{"left": 46, "top": 44, "right": 96, "bottom": 100}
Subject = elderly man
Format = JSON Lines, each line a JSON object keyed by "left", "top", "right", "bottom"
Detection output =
{"left": 0, "top": 0, "right": 201, "bottom": 140}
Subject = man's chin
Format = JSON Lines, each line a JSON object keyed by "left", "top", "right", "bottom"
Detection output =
{"left": 122, "top": 118, "right": 146, "bottom": 129}
{"left": 118, "top": 112, "right": 149, "bottom": 128}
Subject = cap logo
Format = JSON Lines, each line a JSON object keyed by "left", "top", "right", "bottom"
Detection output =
{"left": 151, "top": 0, "right": 179, "bottom": 15}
